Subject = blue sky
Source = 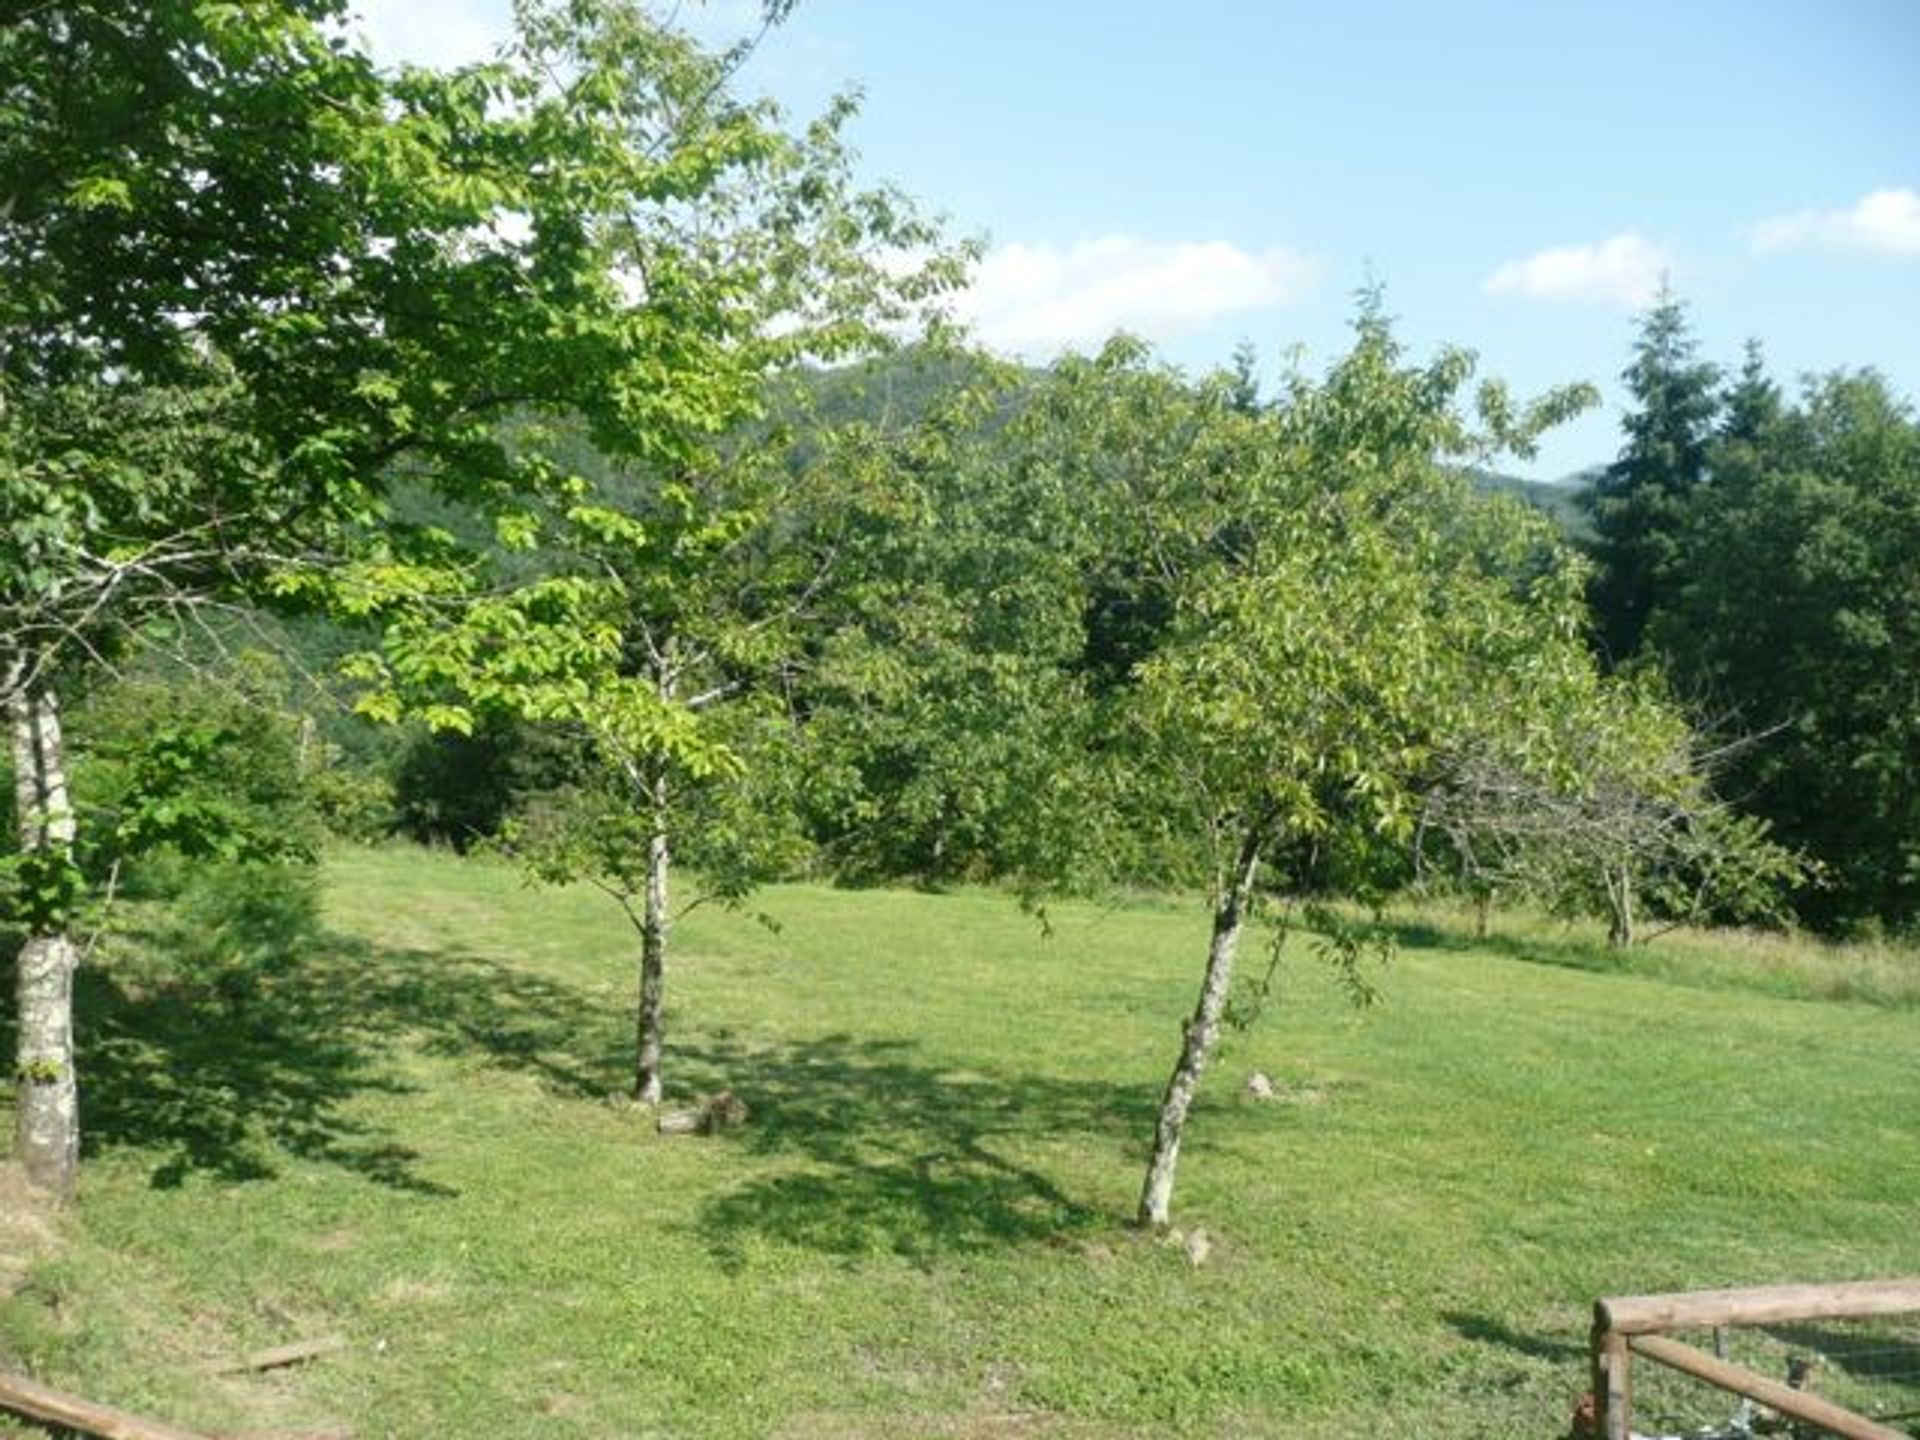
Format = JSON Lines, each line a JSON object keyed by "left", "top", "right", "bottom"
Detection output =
{"left": 358, "top": 0, "right": 1918, "bottom": 478}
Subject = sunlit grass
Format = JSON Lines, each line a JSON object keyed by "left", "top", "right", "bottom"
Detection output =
{"left": 1383, "top": 893, "right": 1920, "bottom": 1008}
{"left": 1, "top": 845, "right": 1915, "bottom": 1438}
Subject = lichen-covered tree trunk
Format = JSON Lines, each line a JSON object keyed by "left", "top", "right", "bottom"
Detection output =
{"left": 1137, "top": 828, "right": 1262, "bottom": 1229}
{"left": 8, "top": 673, "right": 81, "bottom": 1198}
{"left": 634, "top": 763, "right": 669, "bottom": 1105}
{"left": 13, "top": 932, "right": 79, "bottom": 1196}
{"left": 7, "top": 661, "right": 36, "bottom": 847}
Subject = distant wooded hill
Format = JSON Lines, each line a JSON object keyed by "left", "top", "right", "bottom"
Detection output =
{"left": 1468, "top": 466, "right": 1600, "bottom": 541}
{"left": 802, "top": 348, "right": 1602, "bottom": 542}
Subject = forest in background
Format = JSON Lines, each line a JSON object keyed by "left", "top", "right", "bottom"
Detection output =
{"left": 77, "top": 298, "right": 1910, "bottom": 934}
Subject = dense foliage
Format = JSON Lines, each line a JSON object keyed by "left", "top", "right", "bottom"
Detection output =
{"left": 1584, "top": 291, "right": 1723, "bottom": 665}
{"left": 0, "top": 0, "right": 957, "bottom": 1187}
{"left": 1653, "top": 369, "right": 1920, "bottom": 930}
{"left": 1583, "top": 299, "right": 1920, "bottom": 932}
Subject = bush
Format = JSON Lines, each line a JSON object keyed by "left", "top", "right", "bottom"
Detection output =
{"left": 308, "top": 764, "right": 397, "bottom": 843}
{"left": 67, "top": 661, "right": 322, "bottom": 878}
{"left": 392, "top": 715, "right": 585, "bottom": 850}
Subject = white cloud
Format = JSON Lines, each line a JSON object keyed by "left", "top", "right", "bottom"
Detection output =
{"left": 949, "top": 236, "right": 1319, "bottom": 355}
{"left": 1483, "top": 233, "right": 1672, "bottom": 309}
{"left": 347, "top": 0, "right": 510, "bottom": 69}
{"left": 1751, "top": 188, "right": 1920, "bottom": 260}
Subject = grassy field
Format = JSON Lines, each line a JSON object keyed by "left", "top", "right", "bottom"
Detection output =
{"left": 2, "top": 846, "right": 1917, "bottom": 1438}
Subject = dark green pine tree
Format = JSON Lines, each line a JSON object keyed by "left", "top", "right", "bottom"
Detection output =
{"left": 1585, "top": 288, "right": 1722, "bottom": 664}
{"left": 1718, "top": 338, "right": 1783, "bottom": 449}
{"left": 1655, "top": 366, "right": 1920, "bottom": 931}
{"left": 1651, "top": 339, "right": 1783, "bottom": 693}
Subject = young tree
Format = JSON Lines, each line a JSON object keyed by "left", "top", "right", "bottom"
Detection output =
{"left": 1417, "top": 675, "right": 1801, "bottom": 947}
{"left": 891, "top": 315, "right": 1596, "bottom": 1227}
{"left": 366, "top": 416, "right": 927, "bottom": 1104}
{"left": 348, "top": 134, "right": 963, "bottom": 1104}
{"left": 1113, "top": 320, "right": 1601, "bottom": 1226}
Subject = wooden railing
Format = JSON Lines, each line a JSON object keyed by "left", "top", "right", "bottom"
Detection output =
{"left": 1591, "top": 1279, "right": 1920, "bottom": 1440}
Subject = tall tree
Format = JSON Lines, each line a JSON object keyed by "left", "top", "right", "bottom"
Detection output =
{"left": 893, "top": 315, "right": 1599, "bottom": 1227}
{"left": 1655, "top": 370, "right": 1920, "bottom": 929}
{"left": 1718, "top": 339, "right": 1784, "bottom": 450}
{"left": 1585, "top": 289, "right": 1722, "bottom": 665}
{"left": 1, "top": 0, "right": 950, "bottom": 1192}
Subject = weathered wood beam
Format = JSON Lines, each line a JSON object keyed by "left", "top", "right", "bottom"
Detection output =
{"left": 0, "top": 1368, "right": 350, "bottom": 1440}
{"left": 1598, "top": 1278, "right": 1920, "bottom": 1335}
{"left": 1595, "top": 1326, "right": 1630, "bottom": 1440}
{"left": 0, "top": 1367, "right": 211, "bottom": 1440}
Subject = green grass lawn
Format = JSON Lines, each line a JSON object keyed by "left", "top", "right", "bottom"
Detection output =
{"left": 3, "top": 846, "right": 1917, "bottom": 1438}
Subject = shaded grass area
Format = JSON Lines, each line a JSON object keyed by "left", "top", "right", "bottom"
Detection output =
{"left": 0, "top": 845, "right": 1916, "bottom": 1438}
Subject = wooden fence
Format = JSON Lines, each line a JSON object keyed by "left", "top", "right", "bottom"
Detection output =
{"left": 1591, "top": 1278, "right": 1920, "bottom": 1440}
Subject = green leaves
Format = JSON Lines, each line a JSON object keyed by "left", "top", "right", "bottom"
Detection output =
{"left": 1057, "top": 325, "right": 1599, "bottom": 901}
{"left": 563, "top": 504, "right": 651, "bottom": 551}
{"left": 3, "top": 0, "right": 960, "bottom": 696}
{"left": 70, "top": 671, "right": 322, "bottom": 873}
{"left": 1653, "top": 367, "right": 1920, "bottom": 929}
{"left": 65, "top": 174, "right": 134, "bottom": 212}
{"left": 0, "top": 850, "right": 85, "bottom": 933}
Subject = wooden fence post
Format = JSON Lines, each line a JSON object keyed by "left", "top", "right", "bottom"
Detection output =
{"left": 1591, "top": 1303, "right": 1631, "bottom": 1440}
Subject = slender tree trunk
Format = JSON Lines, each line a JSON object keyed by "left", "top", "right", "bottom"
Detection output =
{"left": 1137, "top": 827, "right": 1262, "bottom": 1229}
{"left": 1605, "top": 862, "right": 1635, "bottom": 949}
{"left": 8, "top": 673, "right": 81, "bottom": 1199}
{"left": 634, "top": 760, "right": 669, "bottom": 1105}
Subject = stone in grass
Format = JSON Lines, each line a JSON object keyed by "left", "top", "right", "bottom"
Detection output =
{"left": 1183, "top": 1227, "right": 1213, "bottom": 1268}
{"left": 1160, "top": 1226, "right": 1214, "bottom": 1268}
{"left": 657, "top": 1089, "right": 750, "bottom": 1136}
{"left": 1244, "top": 1071, "right": 1276, "bottom": 1100}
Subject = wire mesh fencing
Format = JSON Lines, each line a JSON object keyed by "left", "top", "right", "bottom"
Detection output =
{"left": 1626, "top": 1317, "right": 1920, "bottom": 1439}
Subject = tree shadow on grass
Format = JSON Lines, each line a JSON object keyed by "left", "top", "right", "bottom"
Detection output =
{"left": 77, "top": 956, "right": 445, "bottom": 1193}
{"left": 677, "top": 1032, "right": 1158, "bottom": 1271}
{"left": 1384, "top": 917, "right": 1629, "bottom": 981}
{"left": 49, "top": 916, "right": 635, "bottom": 1195}
{"left": 12, "top": 903, "right": 1169, "bottom": 1263}
{"left": 1442, "top": 1310, "right": 1587, "bottom": 1364}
